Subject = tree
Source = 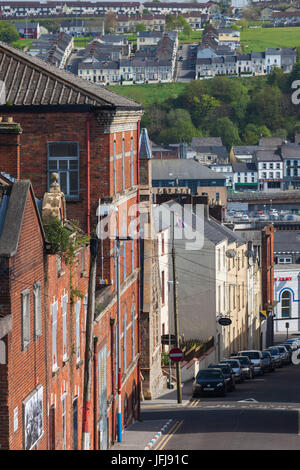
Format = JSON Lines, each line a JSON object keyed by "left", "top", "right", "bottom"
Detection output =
{"left": 0, "top": 22, "right": 19, "bottom": 44}
{"left": 135, "top": 23, "right": 146, "bottom": 33}
{"left": 104, "top": 12, "right": 117, "bottom": 33}
{"left": 212, "top": 117, "right": 241, "bottom": 148}
{"left": 242, "top": 123, "right": 271, "bottom": 145}
{"left": 157, "top": 108, "right": 201, "bottom": 144}
{"left": 247, "top": 85, "right": 284, "bottom": 131}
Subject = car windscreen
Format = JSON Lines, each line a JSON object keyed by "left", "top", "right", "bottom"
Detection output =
{"left": 227, "top": 360, "right": 239, "bottom": 368}
{"left": 197, "top": 370, "right": 222, "bottom": 380}
{"left": 268, "top": 349, "right": 279, "bottom": 355}
{"left": 232, "top": 356, "right": 249, "bottom": 365}
{"left": 240, "top": 351, "right": 260, "bottom": 359}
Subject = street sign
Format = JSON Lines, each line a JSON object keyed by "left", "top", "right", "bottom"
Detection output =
{"left": 218, "top": 317, "right": 232, "bottom": 326}
{"left": 161, "top": 334, "right": 176, "bottom": 345}
{"left": 169, "top": 347, "right": 184, "bottom": 363}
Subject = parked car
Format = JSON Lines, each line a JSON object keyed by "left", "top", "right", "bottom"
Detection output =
{"left": 266, "top": 347, "right": 283, "bottom": 368}
{"left": 231, "top": 355, "right": 254, "bottom": 379}
{"left": 220, "top": 359, "right": 243, "bottom": 383}
{"left": 241, "top": 214, "right": 250, "bottom": 221}
{"left": 287, "top": 215, "right": 294, "bottom": 221}
{"left": 262, "top": 350, "right": 275, "bottom": 372}
{"left": 259, "top": 214, "right": 268, "bottom": 221}
{"left": 281, "top": 343, "right": 293, "bottom": 361}
{"left": 276, "top": 345, "right": 290, "bottom": 365}
{"left": 208, "top": 363, "right": 235, "bottom": 391}
{"left": 285, "top": 338, "right": 300, "bottom": 349}
{"left": 192, "top": 368, "right": 226, "bottom": 397}
{"left": 237, "top": 350, "right": 264, "bottom": 375}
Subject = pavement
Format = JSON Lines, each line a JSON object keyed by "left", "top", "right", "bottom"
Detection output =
{"left": 110, "top": 384, "right": 190, "bottom": 451}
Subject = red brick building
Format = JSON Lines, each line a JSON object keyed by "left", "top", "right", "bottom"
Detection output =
{"left": 0, "top": 40, "right": 143, "bottom": 449}
{"left": 0, "top": 172, "right": 89, "bottom": 450}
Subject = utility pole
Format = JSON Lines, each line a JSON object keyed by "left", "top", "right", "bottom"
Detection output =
{"left": 81, "top": 238, "right": 98, "bottom": 450}
{"left": 172, "top": 211, "right": 182, "bottom": 404}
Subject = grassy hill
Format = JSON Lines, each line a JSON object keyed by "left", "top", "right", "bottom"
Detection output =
{"left": 241, "top": 26, "right": 300, "bottom": 52}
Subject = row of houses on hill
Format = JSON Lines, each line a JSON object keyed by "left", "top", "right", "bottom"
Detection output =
{"left": 77, "top": 32, "right": 177, "bottom": 85}
{"left": 0, "top": 1, "right": 216, "bottom": 19}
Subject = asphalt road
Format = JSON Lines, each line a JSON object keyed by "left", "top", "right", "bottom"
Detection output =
{"left": 142, "top": 363, "right": 300, "bottom": 450}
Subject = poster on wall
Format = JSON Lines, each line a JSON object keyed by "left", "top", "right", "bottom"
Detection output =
{"left": 23, "top": 386, "right": 43, "bottom": 450}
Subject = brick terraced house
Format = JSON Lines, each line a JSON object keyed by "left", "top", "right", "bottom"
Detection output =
{"left": 0, "top": 168, "right": 89, "bottom": 451}
{"left": 0, "top": 41, "right": 144, "bottom": 449}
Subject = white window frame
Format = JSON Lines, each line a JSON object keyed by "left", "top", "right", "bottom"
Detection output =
{"left": 76, "top": 300, "right": 81, "bottom": 363}
{"left": 62, "top": 294, "right": 68, "bottom": 362}
{"left": 47, "top": 141, "right": 80, "bottom": 198}
{"left": 33, "top": 282, "right": 42, "bottom": 341}
{"left": 52, "top": 301, "right": 58, "bottom": 371}
{"left": 21, "top": 289, "right": 30, "bottom": 350}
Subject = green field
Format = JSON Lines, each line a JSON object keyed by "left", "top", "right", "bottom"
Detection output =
{"left": 241, "top": 26, "right": 300, "bottom": 52}
{"left": 107, "top": 82, "right": 187, "bottom": 106}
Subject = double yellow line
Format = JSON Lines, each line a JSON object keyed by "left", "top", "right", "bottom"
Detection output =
{"left": 154, "top": 420, "right": 184, "bottom": 450}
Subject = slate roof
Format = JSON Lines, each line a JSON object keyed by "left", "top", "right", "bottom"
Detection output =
{"left": 233, "top": 146, "right": 259, "bottom": 156}
{"left": 151, "top": 159, "right": 226, "bottom": 181}
{"left": 274, "top": 231, "right": 300, "bottom": 253}
{"left": 232, "top": 162, "right": 257, "bottom": 172}
{"left": 259, "top": 137, "right": 284, "bottom": 148}
{"left": 0, "top": 41, "right": 142, "bottom": 109}
{"left": 281, "top": 143, "right": 300, "bottom": 159}
{"left": 255, "top": 149, "right": 282, "bottom": 162}
{"left": 0, "top": 180, "right": 45, "bottom": 257}
{"left": 191, "top": 137, "right": 223, "bottom": 147}
{"left": 139, "top": 128, "right": 152, "bottom": 160}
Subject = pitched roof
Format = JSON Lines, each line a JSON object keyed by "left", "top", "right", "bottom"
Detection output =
{"left": 0, "top": 180, "right": 45, "bottom": 257}
{"left": 274, "top": 231, "right": 300, "bottom": 253}
{"left": 191, "top": 137, "right": 223, "bottom": 147}
{"left": 151, "top": 159, "right": 226, "bottom": 181}
{"left": 232, "top": 162, "right": 257, "bottom": 172}
{"left": 233, "top": 146, "right": 259, "bottom": 156}
{"left": 0, "top": 41, "right": 141, "bottom": 109}
{"left": 255, "top": 149, "right": 282, "bottom": 162}
{"left": 281, "top": 143, "right": 300, "bottom": 159}
{"left": 259, "top": 137, "right": 284, "bottom": 148}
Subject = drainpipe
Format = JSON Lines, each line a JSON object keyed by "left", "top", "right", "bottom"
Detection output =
{"left": 86, "top": 117, "right": 91, "bottom": 236}
{"left": 136, "top": 120, "right": 141, "bottom": 420}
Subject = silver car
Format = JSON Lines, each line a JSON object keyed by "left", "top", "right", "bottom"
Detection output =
{"left": 267, "top": 347, "right": 282, "bottom": 368}
{"left": 276, "top": 345, "right": 290, "bottom": 365}
{"left": 220, "top": 359, "right": 243, "bottom": 383}
{"left": 238, "top": 350, "right": 264, "bottom": 376}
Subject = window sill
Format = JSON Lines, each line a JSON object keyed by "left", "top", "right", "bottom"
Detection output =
{"left": 58, "top": 270, "right": 65, "bottom": 278}
{"left": 76, "top": 359, "right": 83, "bottom": 369}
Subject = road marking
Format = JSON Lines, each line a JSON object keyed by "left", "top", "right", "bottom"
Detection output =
{"left": 189, "top": 399, "right": 200, "bottom": 407}
{"left": 154, "top": 420, "right": 184, "bottom": 450}
{"left": 238, "top": 398, "right": 258, "bottom": 403}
